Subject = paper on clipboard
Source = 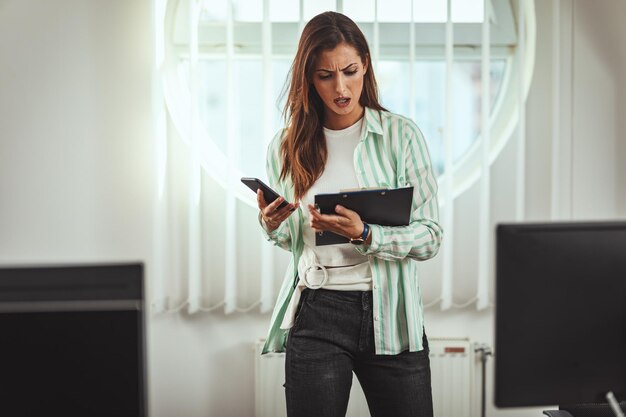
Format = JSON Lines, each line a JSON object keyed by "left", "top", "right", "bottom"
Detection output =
{"left": 314, "top": 186, "right": 414, "bottom": 246}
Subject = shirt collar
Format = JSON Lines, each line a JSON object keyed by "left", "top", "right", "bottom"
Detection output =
{"left": 362, "top": 106, "right": 384, "bottom": 138}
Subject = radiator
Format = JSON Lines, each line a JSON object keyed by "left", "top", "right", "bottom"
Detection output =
{"left": 254, "top": 338, "right": 476, "bottom": 417}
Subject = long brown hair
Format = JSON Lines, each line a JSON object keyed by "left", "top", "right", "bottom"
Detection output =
{"left": 280, "top": 12, "right": 386, "bottom": 201}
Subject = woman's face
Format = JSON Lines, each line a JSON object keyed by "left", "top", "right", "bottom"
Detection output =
{"left": 311, "top": 42, "right": 367, "bottom": 130}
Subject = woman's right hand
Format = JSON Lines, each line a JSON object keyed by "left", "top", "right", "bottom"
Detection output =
{"left": 257, "top": 189, "right": 299, "bottom": 232}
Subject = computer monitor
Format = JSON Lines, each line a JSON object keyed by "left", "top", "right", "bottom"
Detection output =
{"left": 495, "top": 222, "right": 626, "bottom": 408}
{"left": 0, "top": 263, "right": 146, "bottom": 417}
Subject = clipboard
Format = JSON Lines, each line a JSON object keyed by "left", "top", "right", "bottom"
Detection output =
{"left": 314, "top": 186, "right": 414, "bottom": 246}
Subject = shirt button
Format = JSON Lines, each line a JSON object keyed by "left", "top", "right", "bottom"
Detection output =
{"left": 374, "top": 316, "right": 379, "bottom": 321}
{"left": 373, "top": 284, "right": 378, "bottom": 290}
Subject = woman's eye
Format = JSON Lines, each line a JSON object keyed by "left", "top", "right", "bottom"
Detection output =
{"left": 345, "top": 70, "right": 357, "bottom": 76}
{"left": 319, "top": 74, "right": 332, "bottom": 80}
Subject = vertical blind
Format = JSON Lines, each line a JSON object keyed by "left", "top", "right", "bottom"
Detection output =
{"left": 152, "top": 0, "right": 534, "bottom": 314}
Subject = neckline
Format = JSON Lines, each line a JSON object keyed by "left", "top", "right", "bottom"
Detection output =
{"left": 323, "top": 117, "right": 363, "bottom": 137}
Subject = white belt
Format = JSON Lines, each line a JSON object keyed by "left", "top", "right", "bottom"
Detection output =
{"left": 280, "top": 247, "right": 371, "bottom": 330}
{"left": 300, "top": 263, "right": 372, "bottom": 288}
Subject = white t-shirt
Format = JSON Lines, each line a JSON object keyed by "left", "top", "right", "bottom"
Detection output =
{"left": 301, "top": 119, "right": 367, "bottom": 267}
{"left": 281, "top": 117, "right": 373, "bottom": 330}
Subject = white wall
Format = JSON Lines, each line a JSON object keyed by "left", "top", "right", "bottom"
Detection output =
{"left": 525, "top": 0, "right": 626, "bottom": 222}
{"left": 1, "top": 1, "right": 625, "bottom": 417}
{"left": 0, "top": 0, "right": 154, "bottom": 262}
{"left": 569, "top": 0, "right": 626, "bottom": 219}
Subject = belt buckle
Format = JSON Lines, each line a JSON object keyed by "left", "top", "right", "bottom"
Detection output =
{"left": 302, "top": 263, "right": 329, "bottom": 289}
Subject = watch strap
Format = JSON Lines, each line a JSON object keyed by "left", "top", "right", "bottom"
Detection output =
{"left": 350, "top": 222, "right": 369, "bottom": 245}
{"left": 360, "top": 222, "right": 370, "bottom": 241}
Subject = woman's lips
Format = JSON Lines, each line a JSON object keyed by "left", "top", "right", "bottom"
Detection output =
{"left": 333, "top": 97, "right": 351, "bottom": 108}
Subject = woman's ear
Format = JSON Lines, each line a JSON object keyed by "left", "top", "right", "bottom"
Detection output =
{"left": 362, "top": 54, "right": 369, "bottom": 75}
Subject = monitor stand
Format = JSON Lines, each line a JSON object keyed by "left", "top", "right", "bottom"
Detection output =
{"left": 543, "top": 402, "right": 626, "bottom": 417}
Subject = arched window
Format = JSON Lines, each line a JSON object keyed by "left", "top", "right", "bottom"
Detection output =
{"left": 152, "top": 0, "right": 535, "bottom": 313}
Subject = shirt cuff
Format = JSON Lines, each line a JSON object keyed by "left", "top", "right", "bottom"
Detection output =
{"left": 354, "top": 224, "right": 382, "bottom": 255}
{"left": 258, "top": 211, "right": 282, "bottom": 240}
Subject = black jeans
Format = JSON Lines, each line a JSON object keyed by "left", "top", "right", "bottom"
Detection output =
{"left": 284, "top": 288, "right": 433, "bottom": 417}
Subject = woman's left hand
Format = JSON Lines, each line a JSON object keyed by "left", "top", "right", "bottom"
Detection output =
{"left": 307, "top": 204, "right": 364, "bottom": 240}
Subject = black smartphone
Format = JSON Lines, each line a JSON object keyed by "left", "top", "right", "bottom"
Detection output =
{"left": 241, "top": 177, "right": 289, "bottom": 210}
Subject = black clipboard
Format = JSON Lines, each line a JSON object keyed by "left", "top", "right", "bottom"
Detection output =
{"left": 314, "top": 186, "right": 414, "bottom": 246}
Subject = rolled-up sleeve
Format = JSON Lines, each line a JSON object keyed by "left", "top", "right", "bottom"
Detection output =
{"left": 258, "top": 129, "right": 292, "bottom": 252}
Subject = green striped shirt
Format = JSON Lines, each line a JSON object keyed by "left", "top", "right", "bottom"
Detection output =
{"left": 260, "top": 107, "right": 443, "bottom": 355}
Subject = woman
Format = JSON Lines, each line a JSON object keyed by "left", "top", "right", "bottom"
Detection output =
{"left": 256, "top": 11, "right": 442, "bottom": 417}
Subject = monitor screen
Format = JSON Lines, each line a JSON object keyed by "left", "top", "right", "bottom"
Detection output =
{"left": 495, "top": 222, "right": 626, "bottom": 408}
{"left": 0, "top": 264, "right": 145, "bottom": 417}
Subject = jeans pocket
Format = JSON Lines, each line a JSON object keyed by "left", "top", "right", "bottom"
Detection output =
{"left": 292, "top": 290, "right": 309, "bottom": 331}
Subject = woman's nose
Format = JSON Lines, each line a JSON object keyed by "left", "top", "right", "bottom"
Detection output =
{"left": 335, "top": 74, "right": 346, "bottom": 94}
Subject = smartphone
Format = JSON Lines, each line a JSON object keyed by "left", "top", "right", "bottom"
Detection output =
{"left": 241, "top": 177, "right": 289, "bottom": 210}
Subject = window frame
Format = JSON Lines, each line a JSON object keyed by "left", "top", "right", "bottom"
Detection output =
{"left": 160, "top": 0, "right": 536, "bottom": 206}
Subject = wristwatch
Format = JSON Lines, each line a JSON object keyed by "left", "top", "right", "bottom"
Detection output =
{"left": 350, "top": 222, "right": 370, "bottom": 245}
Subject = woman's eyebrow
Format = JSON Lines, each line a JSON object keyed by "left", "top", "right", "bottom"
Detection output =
{"left": 315, "top": 63, "right": 358, "bottom": 72}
